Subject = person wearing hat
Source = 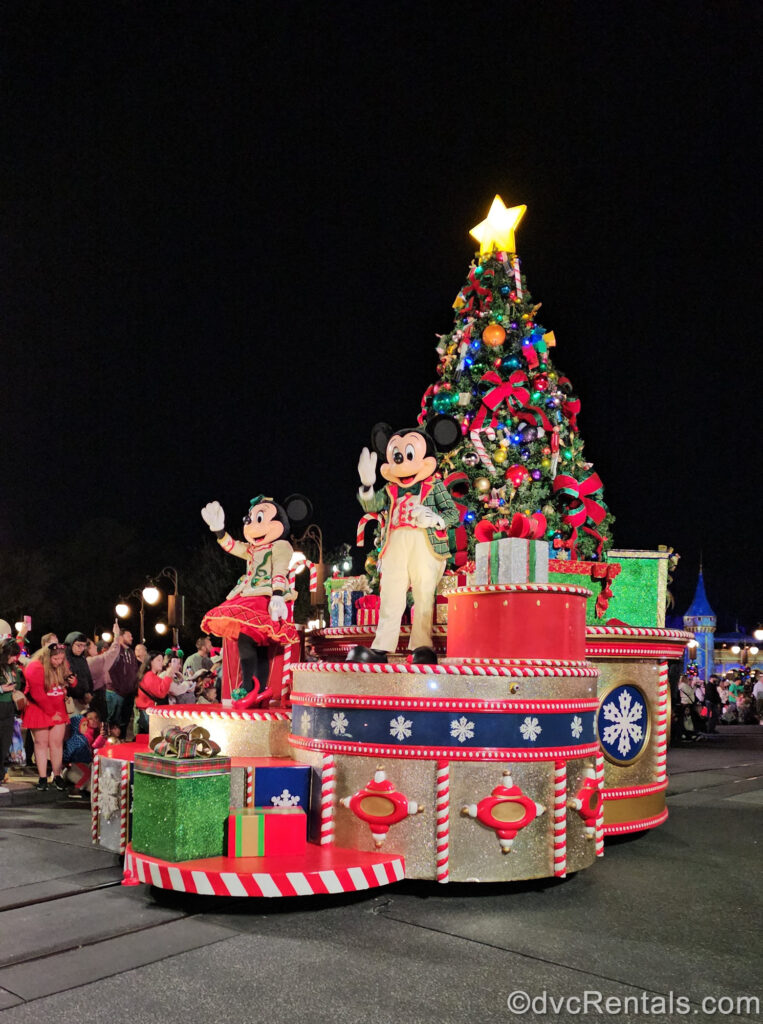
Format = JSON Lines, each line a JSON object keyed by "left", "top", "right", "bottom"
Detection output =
{"left": 64, "top": 632, "right": 94, "bottom": 711}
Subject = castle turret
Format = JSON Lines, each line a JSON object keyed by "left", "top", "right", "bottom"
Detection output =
{"left": 682, "top": 567, "right": 716, "bottom": 679}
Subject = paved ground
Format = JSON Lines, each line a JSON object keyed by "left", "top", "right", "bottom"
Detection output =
{"left": 1, "top": 727, "right": 761, "bottom": 1024}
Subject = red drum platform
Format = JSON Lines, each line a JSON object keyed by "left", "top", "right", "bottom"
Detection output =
{"left": 123, "top": 843, "right": 405, "bottom": 897}
{"left": 447, "top": 584, "right": 590, "bottom": 661}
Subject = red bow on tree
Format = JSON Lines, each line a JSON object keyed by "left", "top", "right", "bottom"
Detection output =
{"left": 553, "top": 472, "right": 607, "bottom": 558}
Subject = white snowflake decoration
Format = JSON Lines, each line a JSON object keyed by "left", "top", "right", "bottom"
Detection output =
{"left": 450, "top": 716, "right": 475, "bottom": 743}
{"left": 389, "top": 715, "right": 413, "bottom": 741}
{"left": 601, "top": 689, "right": 644, "bottom": 758}
{"left": 519, "top": 716, "right": 542, "bottom": 742}
{"left": 331, "top": 712, "right": 349, "bottom": 737}
{"left": 98, "top": 770, "right": 121, "bottom": 823}
{"left": 571, "top": 715, "right": 583, "bottom": 739}
{"left": 271, "top": 789, "right": 301, "bottom": 807}
{"left": 299, "top": 710, "right": 310, "bottom": 734}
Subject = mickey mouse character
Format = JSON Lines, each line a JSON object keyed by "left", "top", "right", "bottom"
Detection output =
{"left": 347, "top": 417, "right": 461, "bottom": 665}
{"left": 200, "top": 494, "right": 311, "bottom": 708}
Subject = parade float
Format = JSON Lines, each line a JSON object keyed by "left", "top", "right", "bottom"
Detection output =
{"left": 92, "top": 197, "right": 690, "bottom": 897}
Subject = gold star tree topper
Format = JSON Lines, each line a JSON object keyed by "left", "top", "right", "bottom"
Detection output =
{"left": 470, "top": 195, "right": 527, "bottom": 255}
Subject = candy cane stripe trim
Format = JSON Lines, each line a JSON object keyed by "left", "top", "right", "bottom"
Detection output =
{"left": 292, "top": 662, "right": 598, "bottom": 679}
{"left": 293, "top": 693, "right": 598, "bottom": 713}
{"left": 602, "top": 810, "right": 669, "bottom": 835}
{"left": 289, "top": 735, "right": 598, "bottom": 761}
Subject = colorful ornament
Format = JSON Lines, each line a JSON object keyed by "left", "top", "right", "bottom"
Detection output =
{"left": 462, "top": 451, "right": 480, "bottom": 469}
{"left": 474, "top": 476, "right": 492, "bottom": 494}
{"left": 505, "top": 464, "right": 529, "bottom": 488}
{"left": 482, "top": 324, "right": 507, "bottom": 348}
{"left": 492, "top": 448, "right": 508, "bottom": 466}
{"left": 432, "top": 390, "right": 459, "bottom": 413}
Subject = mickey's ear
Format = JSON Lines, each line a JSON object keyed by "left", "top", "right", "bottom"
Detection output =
{"left": 427, "top": 414, "right": 462, "bottom": 452}
{"left": 370, "top": 422, "right": 394, "bottom": 459}
{"left": 283, "top": 493, "right": 313, "bottom": 531}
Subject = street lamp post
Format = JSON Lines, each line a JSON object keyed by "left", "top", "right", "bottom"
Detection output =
{"left": 151, "top": 567, "right": 181, "bottom": 646}
{"left": 115, "top": 583, "right": 162, "bottom": 644}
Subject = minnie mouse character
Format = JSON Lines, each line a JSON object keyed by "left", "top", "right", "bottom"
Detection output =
{"left": 200, "top": 493, "right": 311, "bottom": 708}
{"left": 347, "top": 417, "right": 461, "bottom": 665}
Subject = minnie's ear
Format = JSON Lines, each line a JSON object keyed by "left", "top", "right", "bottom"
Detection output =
{"left": 427, "top": 414, "right": 462, "bottom": 452}
{"left": 370, "top": 422, "right": 394, "bottom": 459}
{"left": 283, "top": 493, "right": 313, "bottom": 531}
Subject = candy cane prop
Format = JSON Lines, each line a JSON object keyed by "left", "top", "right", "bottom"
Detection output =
{"left": 511, "top": 255, "right": 523, "bottom": 300}
{"left": 356, "top": 512, "right": 385, "bottom": 547}
{"left": 594, "top": 754, "right": 605, "bottom": 857}
{"left": 655, "top": 661, "right": 669, "bottom": 784}
{"left": 119, "top": 761, "right": 130, "bottom": 854}
{"left": 435, "top": 760, "right": 450, "bottom": 884}
{"left": 245, "top": 766, "right": 255, "bottom": 808}
{"left": 90, "top": 753, "right": 100, "bottom": 845}
{"left": 553, "top": 759, "right": 567, "bottom": 878}
{"left": 288, "top": 557, "right": 318, "bottom": 593}
{"left": 280, "top": 642, "right": 293, "bottom": 707}
{"left": 469, "top": 427, "right": 496, "bottom": 473}
{"left": 320, "top": 754, "right": 336, "bottom": 845}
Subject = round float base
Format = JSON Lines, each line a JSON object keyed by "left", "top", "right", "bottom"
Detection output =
{"left": 124, "top": 843, "right": 405, "bottom": 898}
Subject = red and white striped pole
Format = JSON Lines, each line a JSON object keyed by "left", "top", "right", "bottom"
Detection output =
{"left": 594, "top": 754, "right": 605, "bottom": 857}
{"left": 655, "top": 661, "right": 669, "bottom": 784}
{"left": 119, "top": 762, "right": 130, "bottom": 854}
{"left": 245, "top": 766, "right": 255, "bottom": 808}
{"left": 552, "top": 759, "right": 567, "bottom": 877}
{"left": 435, "top": 760, "right": 450, "bottom": 884}
{"left": 320, "top": 754, "right": 336, "bottom": 845}
{"left": 90, "top": 753, "right": 100, "bottom": 846}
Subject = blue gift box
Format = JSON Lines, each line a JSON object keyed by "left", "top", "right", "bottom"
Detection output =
{"left": 252, "top": 762, "right": 311, "bottom": 809}
{"left": 330, "top": 589, "right": 352, "bottom": 627}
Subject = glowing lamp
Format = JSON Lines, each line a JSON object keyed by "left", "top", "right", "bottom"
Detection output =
{"left": 101, "top": 631, "right": 112, "bottom": 642}
{"left": 115, "top": 603, "right": 130, "bottom": 618}
{"left": 155, "top": 622, "right": 168, "bottom": 635}
{"left": 731, "top": 645, "right": 741, "bottom": 654}
{"left": 142, "top": 586, "right": 160, "bottom": 605}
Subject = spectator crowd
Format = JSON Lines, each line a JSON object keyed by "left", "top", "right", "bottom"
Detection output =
{"left": 0, "top": 624, "right": 222, "bottom": 797}
{"left": 673, "top": 668, "right": 763, "bottom": 742}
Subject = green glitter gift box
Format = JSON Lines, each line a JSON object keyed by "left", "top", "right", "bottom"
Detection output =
{"left": 131, "top": 755, "right": 231, "bottom": 862}
{"left": 548, "top": 559, "right": 621, "bottom": 625}
{"left": 603, "top": 548, "right": 673, "bottom": 628}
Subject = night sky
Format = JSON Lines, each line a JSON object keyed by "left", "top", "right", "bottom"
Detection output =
{"left": 2, "top": 2, "right": 761, "bottom": 631}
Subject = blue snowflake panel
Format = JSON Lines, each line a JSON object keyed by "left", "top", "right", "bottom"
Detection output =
{"left": 597, "top": 684, "right": 649, "bottom": 764}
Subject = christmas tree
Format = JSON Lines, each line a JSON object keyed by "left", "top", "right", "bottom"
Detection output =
{"left": 417, "top": 196, "right": 615, "bottom": 568}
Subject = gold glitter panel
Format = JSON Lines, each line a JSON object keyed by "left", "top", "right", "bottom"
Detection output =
{"left": 147, "top": 709, "right": 292, "bottom": 758}
{"left": 292, "top": 666, "right": 596, "bottom": 703}
{"left": 596, "top": 659, "right": 662, "bottom": 788}
{"left": 565, "top": 757, "right": 600, "bottom": 874}
{"left": 332, "top": 755, "right": 436, "bottom": 879}
{"left": 449, "top": 762, "right": 556, "bottom": 882}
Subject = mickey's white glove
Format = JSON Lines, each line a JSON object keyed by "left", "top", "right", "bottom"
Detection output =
{"left": 201, "top": 501, "right": 225, "bottom": 532}
{"left": 269, "top": 595, "right": 288, "bottom": 622}
{"left": 412, "top": 505, "right": 445, "bottom": 530}
{"left": 357, "top": 448, "right": 378, "bottom": 489}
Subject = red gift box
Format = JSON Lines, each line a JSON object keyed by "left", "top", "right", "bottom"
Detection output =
{"left": 356, "top": 594, "right": 380, "bottom": 627}
{"left": 227, "top": 806, "right": 307, "bottom": 857}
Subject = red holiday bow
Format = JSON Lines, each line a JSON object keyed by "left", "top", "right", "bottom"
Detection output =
{"left": 458, "top": 266, "right": 494, "bottom": 315}
{"left": 553, "top": 472, "right": 607, "bottom": 559}
{"left": 474, "top": 518, "right": 511, "bottom": 543}
{"left": 356, "top": 594, "right": 381, "bottom": 610}
{"left": 562, "top": 397, "right": 581, "bottom": 432}
{"left": 507, "top": 512, "right": 547, "bottom": 540}
{"left": 471, "top": 370, "right": 530, "bottom": 432}
{"left": 592, "top": 563, "right": 621, "bottom": 618}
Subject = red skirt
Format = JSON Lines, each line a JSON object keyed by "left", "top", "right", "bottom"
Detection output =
{"left": 22, "top": 692, "right": 68, "bottom": 730}
{"left": 201, "top": 595, "right": 298, "bottom": 646}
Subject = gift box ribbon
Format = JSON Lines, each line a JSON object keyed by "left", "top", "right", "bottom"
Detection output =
{"left": 149, "top": 724, "right": 221, "bottom": 759}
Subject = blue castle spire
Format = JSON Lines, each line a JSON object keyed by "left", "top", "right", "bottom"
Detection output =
{"left": 683, "top": 565, "right": 716, "bottom": 679}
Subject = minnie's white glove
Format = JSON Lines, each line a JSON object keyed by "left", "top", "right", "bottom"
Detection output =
{"left": 412, "top": 505, "right": 445, "bottom": 530}
{"left": 201, "top": 501, "right": 225, "bottom": 532}
{"left": 269, "top": 595, "right": 288, "bottom": 622}
{"left": 357, "top": 448, "right": 378, "bottom": 490}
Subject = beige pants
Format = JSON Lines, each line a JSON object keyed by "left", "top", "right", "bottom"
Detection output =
{"left": 373, "top": 528, "right": 446, "bottom": 652}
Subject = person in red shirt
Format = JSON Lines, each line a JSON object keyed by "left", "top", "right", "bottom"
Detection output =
{"left": 134, "top": 651, "right": 172, "bottom": 734}
{"left": 22, "top": 643, "right": 76, "bottom": 791}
